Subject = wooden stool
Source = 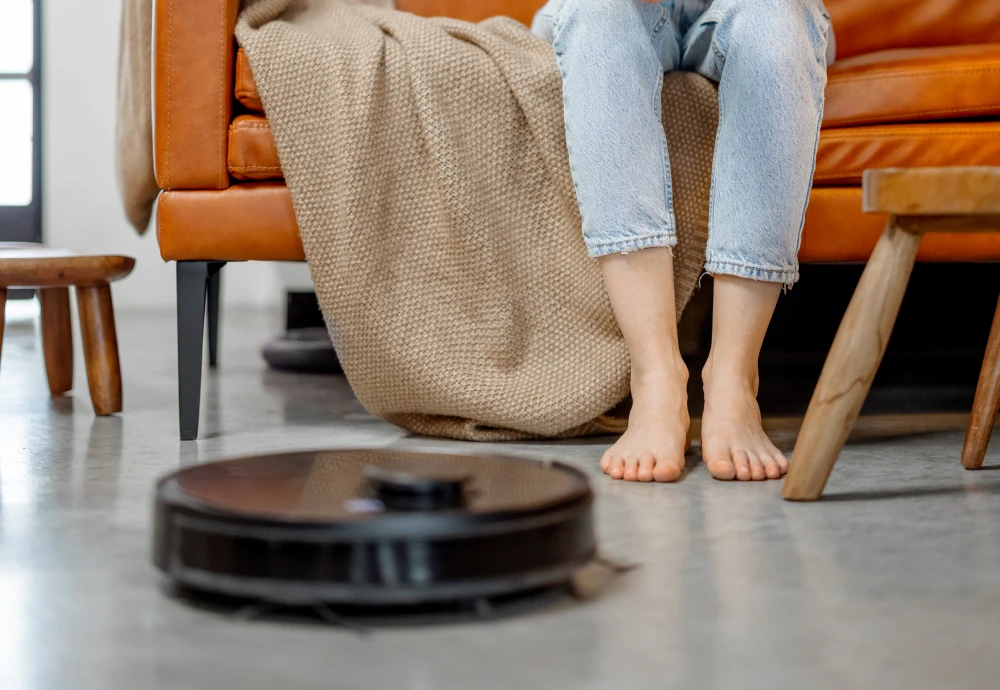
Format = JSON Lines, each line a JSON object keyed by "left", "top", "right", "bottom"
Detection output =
{"left": 0, "top": 244, "right": 135, "bottom": 415}
{"left": 783, "top": 167, "right": 1000, "bottom": 501}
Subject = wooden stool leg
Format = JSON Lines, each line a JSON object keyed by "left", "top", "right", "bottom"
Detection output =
{"left": 962, "top": 296, "right": 1000, "bottom": 469}
{"left": 0, "top": 288, "right": 6, "bottom": 367}
{"left": 783, "top": 220, "right": 923, "bottom": 501}
{"left": 39, "top": 288, "right": 74, "bottom": 395}
{"left": 76, "top": 284, "right": 122, "bottom": 415}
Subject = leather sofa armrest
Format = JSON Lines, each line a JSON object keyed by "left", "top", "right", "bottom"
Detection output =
{"left": 153, "top": 0, "right": 240, "bottom": 191}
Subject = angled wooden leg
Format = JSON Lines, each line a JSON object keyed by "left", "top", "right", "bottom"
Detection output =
{"left": 76, "top": 284, "right": 123, "bottom": 416}
{"left": 783, "top": 220, "right": 923, "bottom": 501}
{"left": 0, "top": 287, "right": 6, "bottom": 368}
{"left": 962, "top": 296, "right": 1000, "bottom": 469}
{"left": 39, "top": 288, "right": 74, "bottom": 395}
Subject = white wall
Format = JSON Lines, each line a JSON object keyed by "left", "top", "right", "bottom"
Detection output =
{"left": 42, "top": 0, "right": 305, "bottom": 309}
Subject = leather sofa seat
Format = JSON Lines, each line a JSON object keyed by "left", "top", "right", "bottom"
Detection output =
{"left": 230, "top": 45, "right": 1000, "bottom": 185}
{"left": 228, "top": 113, "right": 1000, "bottom": 187}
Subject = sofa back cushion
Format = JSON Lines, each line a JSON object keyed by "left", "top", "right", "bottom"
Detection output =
{"left": 826, "top": 0, "right": 1000, "bottom": 59}
{"left": 399, "top": 1, "right": 1000, "bottom": 62}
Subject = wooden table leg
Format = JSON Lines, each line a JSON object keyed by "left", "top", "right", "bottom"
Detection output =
{"left": 76, "top": 284, "right": 122, "bottom": 415}
{"left": 0, "top": 287, "right": 6, "bottom": 367}
{"left": 783, "top": 220, "right": 923, "bottom": 501}
{"left": 962, "top": 296, "right": 1000, "bottom": 469}
{"left": 39, "top": 287, "right": 74, "bottom": 395}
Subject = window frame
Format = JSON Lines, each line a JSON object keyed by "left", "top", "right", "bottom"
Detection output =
{"left": 0, "top": 0, "right": 43, "bottom": 243}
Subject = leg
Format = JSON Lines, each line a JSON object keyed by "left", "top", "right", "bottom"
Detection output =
{"left": 554, "top": 1, "right": 689, "bottom": 482}
{"left": 76, "top": 284, "right": 123, "bottom": 415}
{"left": 177, "top": 261, "right": 210, "bottom": 440}
{"left": 681, "top": 0, "right": 830, "bottom": 480}
{"left": 207, "top": 262, "right": 224, "bottom": 368}
{"left": 39, "top": 288, "right": 74, "bottom": 395}
{"left": 783, "top": 221, "right": 923, "bottom": 500}
{"left": 686, "top": 0, "right": 830, "bottom": 284}
{"left": 701, "top": 277, "right": 787, "bottom": 481}
{"left": 553, "top": 0, "right": 682, "bottom": 258}
{"left": 598, "top": 249, "right": 690, "bottom": 482}
{"left": 962, "top": 295, "right": 1000, "bottom": 469}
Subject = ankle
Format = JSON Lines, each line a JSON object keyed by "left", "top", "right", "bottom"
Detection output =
{"left": 631, "top": 359, "right": 688, "bottom": 391}
{"left": 702, "top": 355, "right": 757, "bottom": 394}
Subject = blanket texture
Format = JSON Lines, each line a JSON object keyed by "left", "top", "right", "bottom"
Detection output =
{"left": 236, "top": 0, "right": 717, "bottom": 440}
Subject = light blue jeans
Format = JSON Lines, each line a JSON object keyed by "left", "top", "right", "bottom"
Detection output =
{"left": 536, "top": 0, "right": 832, "bottom": 284}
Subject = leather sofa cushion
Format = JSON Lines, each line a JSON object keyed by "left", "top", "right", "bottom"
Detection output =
{"left": 236, "top": 43, "right": 1000, "bottom": 129}
{"left": 825, "top": 0, "right": 1000, "bottom": 60}
{"left": 228, "top": 114, "right": 1000, "bottom": 187}
{"left": 157, "top": 183, "right": 1000, "bottom": 263}
{"left": 825, "top": 44, "right": 1000, "bottom": 128}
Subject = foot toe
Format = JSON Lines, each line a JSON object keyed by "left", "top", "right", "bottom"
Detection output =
{"left": 748, "top": 452, "right": 766, "bottom": 481}
{"left": 732, "top": 449, "right": 752, "bottom": 481}
{"left": 703, "top": 446, "right": 736, "bottom": 481}
{"left": 636, "top": 452, "right": 655, "bottom": 482}
{"left": 605, "top": 455, "right": 625, "bottom": 479}
{"left": 761, "top": 453, "right": 781, "bottom": 480}
{"left": 775, "top": 452, "right": 789, "bottom": 475}
{"left": 652, "top": 454, "right": 682, "bottom": 483}
{"left": 623, "top": 454, "right": 641, "bottom": 482}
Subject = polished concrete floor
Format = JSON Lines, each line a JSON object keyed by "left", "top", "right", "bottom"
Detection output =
{"left": 1, "top": 305, "right": 999, "bottom": 690}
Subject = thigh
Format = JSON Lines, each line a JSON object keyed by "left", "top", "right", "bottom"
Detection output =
{"left": 540, "top": 0, "right": 683, "bottom": 72}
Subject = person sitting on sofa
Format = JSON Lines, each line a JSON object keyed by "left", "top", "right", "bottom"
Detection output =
{"left": 533, "top": 0, "right": 835, "bottom": 482}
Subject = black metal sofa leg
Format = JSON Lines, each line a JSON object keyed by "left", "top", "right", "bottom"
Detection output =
{"left": 176, "top": 261, "right": 225, "bottom": 440}
{"left": 207, "top": 263, "right": 223, "bottom": 368}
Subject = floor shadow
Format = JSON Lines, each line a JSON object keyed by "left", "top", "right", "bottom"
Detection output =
{"left": 820, "top": 482, "right": 1000, "bottom": 502}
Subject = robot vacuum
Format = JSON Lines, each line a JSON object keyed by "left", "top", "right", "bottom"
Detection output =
{"left": 154, "top": 450, "right": 597, "bottom": 610}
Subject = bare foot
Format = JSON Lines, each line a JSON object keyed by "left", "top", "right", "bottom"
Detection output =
{"left": 700, "top": 359, "right": 788, "bottom": 481}
{"left": 600, "top": 366, "right": 690, "bottom": 483}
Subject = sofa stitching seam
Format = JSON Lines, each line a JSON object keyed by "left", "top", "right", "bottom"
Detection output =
{"left": 827, "top": 104, "right": 1000, "bottom": 126}
{"left": 829, "top": 64, "right": 1000, "bottom": 85}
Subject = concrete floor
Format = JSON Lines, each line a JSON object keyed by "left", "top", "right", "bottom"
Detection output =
{"left": 1, "top": 305, "right": 999, "bottom": 690}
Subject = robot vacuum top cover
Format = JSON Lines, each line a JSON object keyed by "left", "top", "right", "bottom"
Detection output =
{"left": 154, "top": 449, "right": 596, "bottom": 606}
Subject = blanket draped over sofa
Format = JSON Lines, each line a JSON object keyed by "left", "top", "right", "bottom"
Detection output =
{"left": 119, "top": 0, "right": 719, "bottom": 440}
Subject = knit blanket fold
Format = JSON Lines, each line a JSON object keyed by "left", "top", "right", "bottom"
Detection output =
{"left": 236, "top": 0, "right": 717, "bottom": 440}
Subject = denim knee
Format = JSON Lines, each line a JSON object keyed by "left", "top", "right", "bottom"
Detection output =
{"left": 713, "top": 0, "right": 832, "bottom": 71}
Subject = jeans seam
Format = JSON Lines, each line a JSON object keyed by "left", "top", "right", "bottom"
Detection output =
{"left": 588, "top": 233, "right": 678, "bottom": 258}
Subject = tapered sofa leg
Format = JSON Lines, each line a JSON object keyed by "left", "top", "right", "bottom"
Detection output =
{"left": 177, "top": 261, "right": 210, "bottom": 441}
{"left": 207, "top": 262, "right": 225, "bottom": 368}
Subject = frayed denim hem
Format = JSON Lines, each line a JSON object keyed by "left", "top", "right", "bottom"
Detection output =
{"left": 704, "top": 259, "right": 799, "bottom": 286}
{"left": 587, "top": 233, "right": 678, "bottom": 259}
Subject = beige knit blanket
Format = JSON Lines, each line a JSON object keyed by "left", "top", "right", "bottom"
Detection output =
{"left": 235, "top": 0, "right": 717, "bottom": 440}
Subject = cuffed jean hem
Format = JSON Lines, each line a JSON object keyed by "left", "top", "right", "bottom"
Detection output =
{"left": 704, "top": 259, "right": 799, "bottom": 285}
{"left": 586, "top": 233, "right": 678, "bottom": 259}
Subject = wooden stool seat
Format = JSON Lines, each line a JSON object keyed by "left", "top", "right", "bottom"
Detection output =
{"left": 783, "top": 167, "right": 1000, "bottom": 501}
{"left": 0, "top": 243, "right": 136, "bottom": 416}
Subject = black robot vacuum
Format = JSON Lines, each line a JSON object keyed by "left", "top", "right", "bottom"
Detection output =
{"left": 154, "top": 450, "right": 597, "bottom": 611}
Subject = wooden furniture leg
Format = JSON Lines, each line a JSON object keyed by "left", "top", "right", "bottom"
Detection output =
{"left": 962, "top": 296, "right": 1000, "bottom": 469}
{"left": 0, "top": 287, "right": 6, "bottom": 366}
{"left": 783, "top": 220, "right": 923, "bottom": 501}
{"left": 39, "top": 287, "right": 74, "bottom": 395}
{"left": 76, "top": 284, "right": 123, "bottom": 415}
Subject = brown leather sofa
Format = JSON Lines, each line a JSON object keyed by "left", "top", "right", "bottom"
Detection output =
{"left": 155, "top": 0, "right": 1000, "bottom": 439}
